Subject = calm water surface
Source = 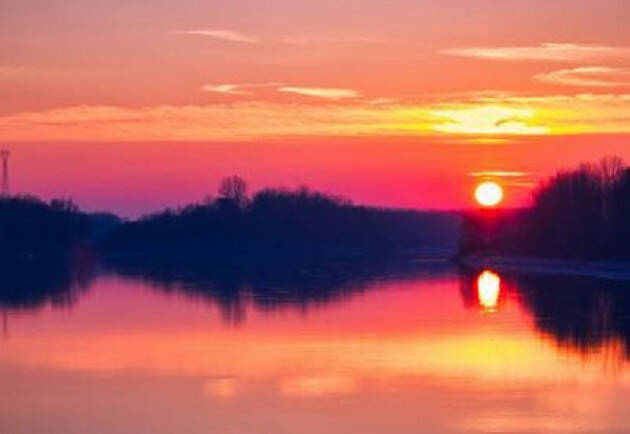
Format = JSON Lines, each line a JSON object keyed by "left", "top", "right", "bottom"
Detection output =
{"left": 1, "top": 261, "right": 630, "bottom": 434}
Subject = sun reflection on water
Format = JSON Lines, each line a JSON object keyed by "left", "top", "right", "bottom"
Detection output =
{"left": 477, "top": 270, "right": 501, "bottom": 312}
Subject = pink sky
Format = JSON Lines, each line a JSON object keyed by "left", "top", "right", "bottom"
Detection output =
{"left": 1, "top": 0, "right": 630, "bottom": 216}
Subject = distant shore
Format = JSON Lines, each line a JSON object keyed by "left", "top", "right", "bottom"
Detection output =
{"left": 459, "top": 255, "right": 630, "bottom": 281}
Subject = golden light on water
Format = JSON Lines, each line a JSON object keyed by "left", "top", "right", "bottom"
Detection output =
{"left": 474, "top": 181, "right": 504, "bottom": 207}
{"left": 477, "top": 270, "right": 501, "bottom": 312}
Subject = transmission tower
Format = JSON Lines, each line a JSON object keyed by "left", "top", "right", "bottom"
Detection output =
{"left": 1, "top": 150, "right": 9, "bottom": 196}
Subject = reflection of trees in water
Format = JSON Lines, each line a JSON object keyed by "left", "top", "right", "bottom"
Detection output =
{"left": 110, "top": 258, "right": 453, "bottom": 325}
{"left": 514, "top": 274, "right": 630, "bottom": 357}
{"left": 460, "top": 269, "right": 630, "bottom": 358}
{"left": 0, "top": 251, "right": 96, "bottom": 312}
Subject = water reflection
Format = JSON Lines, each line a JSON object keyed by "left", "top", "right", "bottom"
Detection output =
{"left": 0, "top": 257, "right": 94, "bottom": 312}
{"left": 457, "top": 268, "right": 630, "bottom": 360}
{"left": 107, "top": 258, "right": 453, "bottom": 325}
{"left": 2, "top": 257, "right": 630, "bottom": 361}
{"left": 2, "top": 261, "right": 630, "bottom": 433}
{"left": 477, "top": 270, "right": 500, "bottom": 312}
{"left": 512, "top": 273, "right": 630, "bottom": 358}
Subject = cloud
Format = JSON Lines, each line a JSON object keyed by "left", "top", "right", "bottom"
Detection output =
{"left": 201, "top": 83, "right": 282, "bottom": 95}
{"left": 442, "top": 43, "right": 630, "bottom": 62}
{"left": 0, "top": 102, "right": 430, "bottom": 141}
{"left": 368, "top": 98, "right": 399, "bottom": 105}
{"left": 470, "top": 171, "right": 530, "bottom": 178}
{"left": 429, "top": 106, "right": 549, "bottom": 135}
{"left": 201, "top": 84, "right": 249, "bottom": 95}
{"left": 277, "top": 87, "right": 360, "bottom": 100}
{"left": 534, "top": 66, "right": 630, "bottom": 87}
{"left": 170, "top": 29, "right": 258, "bottom": 44}
{"left": 2, "top": 93, "right": 630, "bottom": 141}
{"left": 201, "top": 83, "right": 358, "bottom": 100}
{"left": 172, "top": 31, "right": 402, "bottom": 46}
{"left": 470, "top": 170, "right": 536, "bottom": 190}
{"left": 281, "top": 36, "right": 404, "bottom": 45}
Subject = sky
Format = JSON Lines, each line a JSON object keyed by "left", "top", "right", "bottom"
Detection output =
{"left": 1, "top": 0, "right": 630, "bottom": 216}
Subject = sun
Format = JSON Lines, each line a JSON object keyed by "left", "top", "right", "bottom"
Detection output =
{"left": 474, "top": 181, "right": 503, "bottom": 207}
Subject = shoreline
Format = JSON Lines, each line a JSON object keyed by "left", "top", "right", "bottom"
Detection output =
{"left": 459, "top": 255, "right": 630, "bottom": 281}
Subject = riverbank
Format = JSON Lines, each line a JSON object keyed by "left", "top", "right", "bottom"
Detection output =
{"left": 459, "top": 255, "right": 630, "bottom": 281}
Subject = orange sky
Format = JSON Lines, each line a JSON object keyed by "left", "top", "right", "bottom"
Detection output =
{"left": 1, "top": 0, "right": 630, "bottom": 215}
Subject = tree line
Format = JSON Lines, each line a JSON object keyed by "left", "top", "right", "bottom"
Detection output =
{"left": 0, "top": 196, "right": 87, "bottom": 263}
{"left": 460, "top": 157, "right": 630, "bottom": 260}
{"left": 104, "top": 176, "right": 460, "bottom": 262}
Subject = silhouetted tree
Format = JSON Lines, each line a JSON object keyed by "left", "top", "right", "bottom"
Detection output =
{"left": 219, "top": 175, "right": 248, "bottom": 208}
{"left": 50, "top": 198, "right": 79, "bottom": 213}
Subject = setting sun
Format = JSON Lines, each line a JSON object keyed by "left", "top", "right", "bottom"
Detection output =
{"left": 474, "top": 181, "right": 504, "bottom": 207}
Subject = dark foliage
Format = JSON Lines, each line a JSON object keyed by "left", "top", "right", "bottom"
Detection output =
{"left": 460, "top": 157, "right": 630, "bottom": 260}
{"left": 0, "top": 196, "right": 89, "bottom": 263}
{"left": 104, "top": 183, "right": 461, "bottom": 261}
{"left": 0, "top": 195, "right": 111, "bottom": 314}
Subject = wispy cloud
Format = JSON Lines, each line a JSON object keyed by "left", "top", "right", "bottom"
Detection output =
{"left": 429, "top": 106, "right": 549, "bottom": 135}
{"left": 201, "top": 83, "right": 359, "bottom": 100}
{"left": 0, "top": 102, "right": 429, "bottom": 141}
{"left": 201, "top": 83, "right": 282, "bottom": 95}
{"left": 368, "top": 98, "right": 399, "bottom": 105}
{"left": 3, "top": 93, "right": 630, "bottom": 141}
{"left": 469, "top": 170, "right": 535, "bottom": 188}
{"left": 442, "top": 43, "right": 630, "bottom": 62}
{"left": 170, "top": 31, "right": 402, "bottom": 46}
{"left": 277, "top": 87, "right": 360, "bottom": 100}
{"left": 534, "top": 66, "right": 630, "bottom": 87}
{"left": 201, "top": 84, "right": 248, "bottom": 95}
{"left": 281, "top": 36, "right": 404, "bottom": 45}
{"left": 470, "top": 171, "right": 530, "bottom": 178}
{"left": 170, "top": 29, "right": 258, "bottom": 44}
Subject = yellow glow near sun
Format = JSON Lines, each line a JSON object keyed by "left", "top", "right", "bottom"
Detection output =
{"left": 475, "top": 181, "right": 504, "bottom": 207}
{"left": 430, "top": 105, "right": 549, "bottom": 135}
{"left": 477, "top": 270, "right": 501, "bottom": 312}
